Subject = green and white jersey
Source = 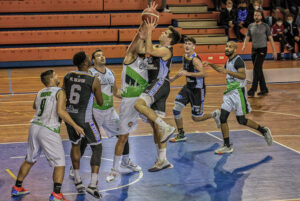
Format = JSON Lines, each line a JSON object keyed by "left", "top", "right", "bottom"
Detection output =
{"left": 31, "top": 87, "right": 61, "bottom": 133}
{"left": 121, "top": 56, "right": 148, "bottom": 98}
{"left": 224, "top": 55, "right": 246, "bottom": 94}
{"left": 90, "top": 66, "right": 115, "bottom": 110}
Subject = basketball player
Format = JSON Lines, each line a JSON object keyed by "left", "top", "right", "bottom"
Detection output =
{"left": 63, "top": 51, "right": 103, "bottom": 198}
{"left": 169, "top": 36, "right": 221, "bottom": 142}
{"left": 90, "top": 49, "right": 142, "bottom": 172}
{"left": 11, "top": 70, "right": 84, "bottom": 201}
{"left": 203, "top": 41, "right": 273, "bottom": 154}
{"left": 105, "top": 22, "right": 148, "bottom": 182}
{"left": 134, "top": 18, "right": 181, "bottom": 171}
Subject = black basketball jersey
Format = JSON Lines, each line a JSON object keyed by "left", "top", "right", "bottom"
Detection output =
{"left": 183, "top": 53, "right": 205, "bottom": 89}
{"left": 147, "top": 45, "right": 173, "bottom": 82}
{"left": 63, "top": 71, "right": 95, "bottom": 122}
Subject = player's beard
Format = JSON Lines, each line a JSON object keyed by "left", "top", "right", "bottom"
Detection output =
{"left": 225, "top": 50, "right": 233, "bottom": 57}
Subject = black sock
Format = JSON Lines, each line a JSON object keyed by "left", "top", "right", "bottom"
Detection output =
{"left": 178, "top": 128, "right": 184, "bottom": 135}
{"left": 224, "top": 137, "right": 230, "bottom": 147}
{"left": 54, "top": 183, "right": 62, "bottom": 194}
{"left": 257, "top": 125, "right": 266, "bottom": 135}
{"left": 15, "top": 180, "right": 22, "bottom": 187}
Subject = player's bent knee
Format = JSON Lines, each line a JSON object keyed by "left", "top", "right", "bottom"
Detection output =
{"left": 90, "top": 143, "right": 102, "bottom": 166}
{"left": 236, "top": 116, "right": 248, "bottom": 125}
{"left": 117, "top": 134, "right": 129, "bottom": 144}
{"left": 220, "top": 109, "right": 230, "bottom": 124}
{"left": 173, "top": 102, "right": 184, "bottom": 119}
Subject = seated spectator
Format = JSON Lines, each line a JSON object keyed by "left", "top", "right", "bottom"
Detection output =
{"left": 247, "top": 0, "right": 266, "bottom": 24}
{"left": 234, "top": 1, "right": 249, "bottom": 41}
{"left": 213, "top": 0, "right": 223, "bottom": 11}
{"left": 248, "top": 0, "right": 263, "bottom": 10}
{"left": 266, "top": 9, "right": 279, "bottom": 26}
{"left": 287, "top": 0, "right": 300, "bottom": 16}
{"left": 271, "top": 0, "right": 290, "bottom": 20}
{"left": 271, "top": 18, "right": 291, "bottom": 60}
{"left": 219, "top": 0, "right": 237, "bottom": 36}
{"left": 284, "top": 14, "right": 300, "bottom": 59}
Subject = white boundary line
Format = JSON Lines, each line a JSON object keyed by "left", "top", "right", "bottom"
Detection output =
{"left": 245, "top": 129, "right": 300, "bottom": 155}
{"left": 272, "top": 198, "right": 300, "bottom": 201}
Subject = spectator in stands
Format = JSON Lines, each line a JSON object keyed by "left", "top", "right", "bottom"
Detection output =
{"left": 213, "top": 0, "right": 223, "bottom": 11}
{"left": 296, "top": 8, "right": 300, "bottom": 27}
{"left": 271, "top": 0, "right": 290, "bottom": 19}
{"left": 287, "top": 0, "right": 300, "bottom": 16}
{"left": 248, "top": 0, "right": 263, "bottom": 10}
{"left": 284, "top": 13, "right": 300, "bottom": 59}
{"left": 247, "top": 0, "right": 266, "bottom": 25}
{"left": 266, "top": 9, "right": 279, "bottom": 26}
{"left": 271, "top": 18, "right": 291, "bottom": 60}
{"left": 234, "top": 1, "right": 249, "bottom": 41}
{"left": 219, "top": 0, "right": 237, "bottom": 36}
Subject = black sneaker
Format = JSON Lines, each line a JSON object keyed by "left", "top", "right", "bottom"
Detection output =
{"left": 247, "top": 89, "right": 255, "bottom": 97}
{"left": 257, "top": 91, "right": 268, "bottom": 96}
{"left": 86, "top": 186, "right": 102, "bottom": 199}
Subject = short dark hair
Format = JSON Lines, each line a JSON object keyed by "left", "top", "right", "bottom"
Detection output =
{"left": 40, "top": 70, "right": 54, "bottom": 86}
{"left": 254, "top": 9, "right": 263, "bottom": 16}
{"left": 184, "top": 36, "right": 196, "bottom": 45}
{"left": 91, "top": 49, "right": 102, "bottom": 60}
{"left": 73, "top": 51, "right": 86, "bottom": 67}
{"left": 286, "top": 13, "right": 294, "bottom": 19}
{"left": 168, "top": 26, "right": 181, "bottom": 45}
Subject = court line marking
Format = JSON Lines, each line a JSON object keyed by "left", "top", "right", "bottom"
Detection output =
{"left": 246, "top": 129, "right": 300, "bottom": 155}
{"left": 5, "top": 169, "right": 17, "bottom": 180}
{"left": 272, "top": 198, "right": 300, "bottom": 201}
{"left": 9, "top": 155, "right": 113, "bottom": 161}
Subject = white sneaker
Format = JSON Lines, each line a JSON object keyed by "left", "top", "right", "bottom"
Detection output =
{"left": 160, "top": 125, "right": 176, "bottom": 143}
{"left": 148, "top": 159, "right": 174, "bottom": 172}
{"left": 74, "top": 181, "right": 85, "bottom": 193}
{"left": 69, "top": 166, "right": 74, "bottom": 179}
{"left": 212, "top": 109, "right": 221, "bottom": 128}
{"left": 263, "top": 127, "right": 273, "bottom": 146}
{"left": 106, "top": 168, "right": 120, "bottom": 182}
{"left": 120, "top": 159, "right": 142, "bottom": 172}
{"left": 293, "top": 53, "right": 298, "bottom": 60}
{"left": 214, "top": 145, "right": 233, "bottom": 154}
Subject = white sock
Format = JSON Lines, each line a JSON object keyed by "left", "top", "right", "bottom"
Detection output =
{"left": 158, "top": 148, "right": 166, "bottom": 161}
{"left": 122, "top": 154, "right": 130, "bottom": 164}
{"left": 74, "top": 169, "right": 81, "bottom": 183}
{"left": 89, "top": 173, "right": 98, "bottom": 187}
{"left": 154, "top": 117, "right": 168, "bottom": 128}
{"left": 155, "top": 144, "right": 159, "bottom": 158}
{"left": 113, "top": 155, "right": 121, "bottom": 170}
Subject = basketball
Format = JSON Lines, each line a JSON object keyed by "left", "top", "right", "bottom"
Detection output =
{"left": 142, "top": 7, "right": 159, "bottom": 23}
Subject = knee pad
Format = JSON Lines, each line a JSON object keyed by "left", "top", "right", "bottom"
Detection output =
{"left": 220, "top": 109, "right": 230, "bottom": 124}
{"left": 90, "top": 143, "right": 102, "bottom": 167}
{"left": 173, "top": 102, "right": 185, "bottom": 119}
{"left": 236, "top": 116, "right": 248, "bottom": 125}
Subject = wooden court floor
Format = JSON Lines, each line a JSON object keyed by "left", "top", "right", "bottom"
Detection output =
{"left": 0, "top": 60, "right": 300, "bottom": 155}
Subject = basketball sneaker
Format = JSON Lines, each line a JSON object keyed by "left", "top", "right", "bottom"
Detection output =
{"left": 263, "top": 127, "right": 273, "bottom": 146}
{"left": 160, "top": 125, "right": 176, "bottom": 143}
{"left": 11, "top": 185, "right": 30, "bottom": 196}
{"left": 74, "top": 181, "right": 85, "bottom": 193}
{"left": 49, "top": 192, "right": 69, "bottom": 201}
{"left": 69, "top": 166, "right": 74, "bottom": 179}
{"left": 120, "top": 159, "right": 142, "bottom": 172}
{"left": 86, "top": 185, "right": 102, "bottom": 199}
{"left": 214, "top": 145, "right": 233, "bottom": 154}
{"left": 212, "top": 109, "right": 221, "bottom": 128}
{"left": 106, "top": 168, "right": 120, "bottom": 182}
{"left": 169, "top": 134, "right": 187, "bottom": 142}
{"left": 148, "top": 159, "right": 173, "bottom": 172}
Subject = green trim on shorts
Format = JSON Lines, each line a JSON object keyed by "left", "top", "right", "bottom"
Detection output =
{"left": 237, "top": 88, "right": 247, "bottom": 115}
{"left": 93, "top": 92, "right": 113, "bottom": 110}
{"left": 224, "top": 80, "right": 241, "bottom": 94}
{"left": 31, "top": 120, "right": 61, "bottom": 134}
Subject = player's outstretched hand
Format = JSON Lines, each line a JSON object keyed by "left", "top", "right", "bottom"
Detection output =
{"left": 148, "top": 1, "right": 158, "bottom": 10}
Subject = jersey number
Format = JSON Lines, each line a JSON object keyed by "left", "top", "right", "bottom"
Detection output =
{"left": 69, "top": 84, "right": 81, "bottom": 104}
{"left": 38, "top": 98, "right": 46, "bottom": 116}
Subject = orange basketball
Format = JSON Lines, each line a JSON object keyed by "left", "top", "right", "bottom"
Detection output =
{"left": 142, "top": 7, "right": 159, "bottom": 23}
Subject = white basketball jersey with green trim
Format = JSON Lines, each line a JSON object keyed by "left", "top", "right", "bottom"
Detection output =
{"left": 90, "top": 67, "right": 115, "bottom": 110}
{"left": 121, "top": 57, "right": 148, "bottom": 98}
{"left": 31, "top": 87, "right": 61, "bottom": 133}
